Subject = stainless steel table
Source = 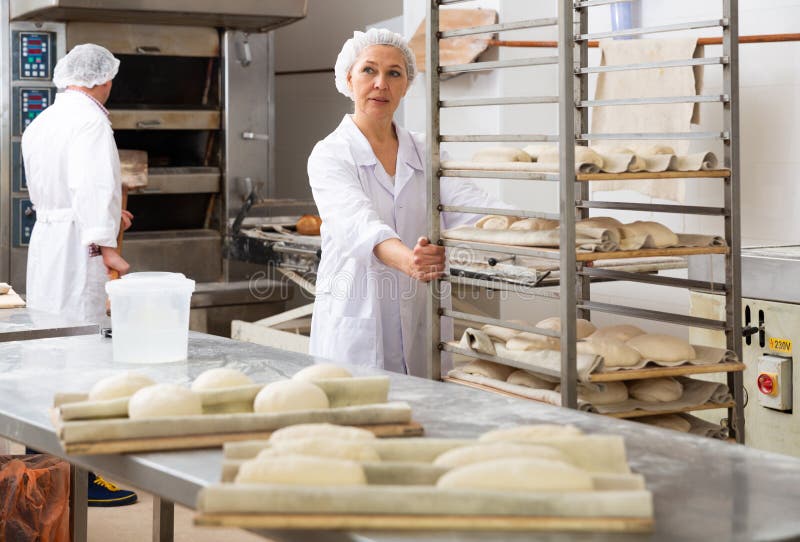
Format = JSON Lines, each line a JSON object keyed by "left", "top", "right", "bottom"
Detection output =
{"left": 0, "top": 307, "right": 98, "bottom": 342}
{"left": 1, "top": 332, "right": 799, "bottom": 542}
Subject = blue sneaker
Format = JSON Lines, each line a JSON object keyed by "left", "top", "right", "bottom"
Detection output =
{"left": 88, "top": 472, "right": 138, "bottom": 507}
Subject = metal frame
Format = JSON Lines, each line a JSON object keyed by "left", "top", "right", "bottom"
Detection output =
{"left": 425, "top": 1, "right": 743, "bottom": 441}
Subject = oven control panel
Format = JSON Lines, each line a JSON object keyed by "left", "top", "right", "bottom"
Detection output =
{"left": 13, "top": 31, "right": 54, "bottom": 81}
{"left": 13, "top": 87, "right": 54, "bottom": 136}
{"left": 12, "top": 198, "right": 36, "bottom": 248}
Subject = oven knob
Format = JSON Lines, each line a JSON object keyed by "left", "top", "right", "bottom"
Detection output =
{"left": 757, "top": 372, "right": 778, "bottom": 396}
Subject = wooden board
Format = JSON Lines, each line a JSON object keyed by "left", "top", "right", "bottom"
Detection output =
{"left": 408, "top": 9, "right": 497, "bottom": 74}
{"left": 60, "top": 421, "right": 424, "bottom": 455}
{"left": 608, "top": 402, "right": 736, "bottom": 419}
{"left": 590, "top": 362, "right": 746, "bottom": 382}
{"left": 195, "top": 513, "right": 653, "bottom": 533}
{"left": 577, "top": 169, "right": 730, "bottom": 181}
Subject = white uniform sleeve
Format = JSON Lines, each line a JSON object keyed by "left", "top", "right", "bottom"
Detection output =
{"left": 67, "top": 119, "right": 121, "bottom": 247}
{"left": 308, "top": 142, "right": 399, "bottom": 262}
{"left": 440, "top": 176, "right": 515, "bottom": 230}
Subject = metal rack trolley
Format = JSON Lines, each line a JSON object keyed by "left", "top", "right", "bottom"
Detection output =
{"left": 426, "top": 0, "right": 744, "bottom": 442}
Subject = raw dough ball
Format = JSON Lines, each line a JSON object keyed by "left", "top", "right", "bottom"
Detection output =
{"left": 436, "top": 458, "right": 593, "bottom": 492}
{"left": 589, "top": 324, "right": 645, "bottom": 343}
{"left": 622, "top": 221, "right": 678, "bottom": 248}
{"left": 506, "top": 370, "right": 555, "bottom": 390}
{"left": 508, "top": 218, "right": 559, "bottom": 231}
{"left": 296, "top": 214, "right": 322, "bottom": 236}
{"left": 261, "top": 437, "right": 380, "bottom": 462}
{"left": 292, "top": 363, "right": 353, "bottom": 381}
{"left": 433, "top": 442, "right": 570, "bottom": 469}
{"left": 536, "top": 316, "right": 597, "bottom": 339}
{"left": 0, "top": 282, "right": 10, "bottom": 295}
{"left": 505, "top": 332, "right": 559, "bottom": 352}
{"left": 481, "top": 322, "right": 524, "bottom": 342}
{"left": 628, "top": 377, "right": 683, "bottom": 403}
{"left": 626, "top": 334, "right": 696, "bottom": 363}
{"left": 555, "top": 382, "right": 628, "bottom": 405}
{"left": 578, "top": 216, "right": 623, "bottom": 230}
{"left": 472, "top": 146, "right": 532, "bottom": 163}
{"left": 579, "top": 336, "right": 642, "bottom": 368}
{"left": 127, "top": 384, "right": 202, "bottom": 419}
{"left": 460, "top": 360, "right": 514, "bottom": 381}
{"left": 89, "top": 372, "right": 156, "bottom": 401}
{"left": 269, "top": 423, "right": 375, "bottom": 443}
{"left": 191, "top": 368, "right": 254, "bottom": 391}
{"left": 479, "top": 424, "right": 583, "bottom": 442}
{"left": 475, "top": 215, "right": 520, "bottom": 230}
{"left": 235, "top": 455, "right": 366, "bottom": 486}
{"left": 639, "top": 414, "right": 691, "bottom": 432}
{"left": 253, "top": 380, "right": 330, "bottom": 414}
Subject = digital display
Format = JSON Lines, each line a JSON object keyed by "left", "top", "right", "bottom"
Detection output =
{"left": 19, "top": 32, "right": 51, "bottom": 80}
{"left": 21, "top": 89, "right": 51, "bottom": 129}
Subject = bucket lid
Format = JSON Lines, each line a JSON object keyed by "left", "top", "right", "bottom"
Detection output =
{"left": 122, "top": 272, "right": 186, "bottom": 281}
{"left": 106, "top": 274, "right": 195, "bottom": 295}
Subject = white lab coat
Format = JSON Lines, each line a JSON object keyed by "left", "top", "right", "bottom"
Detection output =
{"left": 308, "top": 115, "right": 506, "bottom": 377}
{"left": 22, "top": 91, "right": 121, "bottom": 324}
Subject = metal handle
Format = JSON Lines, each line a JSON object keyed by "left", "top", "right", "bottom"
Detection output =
{"left": 272, "top": 243, "right": 320, "bottom": 257}
{"left": 136, "top": 46, "right": 161, "bottom": 54}
{"left": 242, "top": 131, "right": 269, "bottom": 141}
{"left": 236, "top": 34, "right": 252, "bottom": 67}
{"left": 136, "top": 120, "right": 161, "bottom": 129}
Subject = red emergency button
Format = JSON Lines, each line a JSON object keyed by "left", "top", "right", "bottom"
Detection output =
{"left": 757, "top": 372, "right": 778, "bottom": 396}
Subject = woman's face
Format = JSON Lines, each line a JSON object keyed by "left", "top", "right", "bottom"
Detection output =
{"left": 347, "top": 45, "right": 409, "bottom": 122}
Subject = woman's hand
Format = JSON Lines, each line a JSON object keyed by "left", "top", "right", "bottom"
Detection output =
{"left": 408, "top": 237, "right": 445, "bottom": 282}
{"left": 121, "top": 210, "right": 134, "bottom": 231}
{"left": 373, "top": 237, "right": 446, "bottom": 283}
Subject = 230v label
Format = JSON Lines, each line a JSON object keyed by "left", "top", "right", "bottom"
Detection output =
{"left": 769, "top": 337, "right": 792, "bottom": 354}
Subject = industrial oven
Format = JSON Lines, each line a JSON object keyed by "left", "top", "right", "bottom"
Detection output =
{"left": 0, "top": 0, "right": 309, "bottom": 334}
{"left": 689, "top": 247, "right": 799, "bottom": 457}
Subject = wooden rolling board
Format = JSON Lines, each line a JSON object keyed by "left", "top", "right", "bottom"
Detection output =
{"left": 58, "top": 421, "right": 424, "bottom": 455}
{"left": 195, "top": 513, "right": 653, "bottom": 533}
{"left": 607, "top": 402, "right": 736, "bottom": 420}
{"left": 590, "top": 362, "right": 746, "bottom": 382}
{"left": 577, "top": 169, "right": 730, "bottom": 181}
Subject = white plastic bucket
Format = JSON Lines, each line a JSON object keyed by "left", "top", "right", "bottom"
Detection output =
{"left": 105, "top": 273, "right": 195, "bottom": 363}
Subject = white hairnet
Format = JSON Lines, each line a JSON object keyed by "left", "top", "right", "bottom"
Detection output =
{"left": 53, "top": 44, "right": 120, "bottom": 89}
{"left": 334, "top": 28, "right": 416, "bottom": 100}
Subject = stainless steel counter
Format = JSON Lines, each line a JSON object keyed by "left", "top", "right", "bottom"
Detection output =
{"left": 0, "top": 332, "right": 799, "bottom": 541}
{"left": 0, "top": 307, "right": 98, "bottom": 342}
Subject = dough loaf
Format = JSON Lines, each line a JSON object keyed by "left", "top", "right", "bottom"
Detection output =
{"left": 460, "top": 359, "right": 515, "bottom": 382}
{"left": 475, "top": 215, "right": 520, "bottom": 230}
{"left": 639, "top": 414, "right": 691, "bottom": 432}
{"left": 626, "top": 334, "right": 696, "bottom": 362}
{"left": 508, "top": 218, "right": 559, "bottom": 231}
{"left": 0, "top": 282, "right": 10, "bottom": 295}
{"left": 481, "top": 322, "right": 524, "bottom": 342}
{"left": 296, "top": 215, "right": 322, "bottom": 236}
{"left": 506, "top": 370, "right": 555, "bottom": 390}
{"left": 578, "top": 216, "right": 623, "bottom": 230}
{"left": 555, "top": 382, "right": 628, "bottom": 405}
{"left": 433, "top": 442, "right": 570, "bottom": 469}
{"left": 536, "top": 316, "right": 597, "bottom": 339}
{"left": 262, "top": 437, "right": 380, "bottom": 462}
{"left": 579, "top": 336, "right": 641, "bottom": 368}
{"left": 235, "top": 455, "right": 366, "bottom": 486}
{"left": 628, "top": 377, "right": 683, "bottom": 402}
{"left": 292, "top": 363, "right": 353, "bottom": 381}
{"left": 127, "top": 384, "right": 202, "bottom": 419}
{"left": 505, "top": 332, "right": 559, "bottom": 352}
{"left": 253, "top": 380, "right": 330, "bottom": 414}
{"left": 589, "top": 324, "right": 645, "bottom": 343}
{"left": 89, "top": 372, "right": 156, "bottom": 401}
{"left": 436, "top": 458, "right": 593, "bottom": 492}
{"left": 269, "top": 423, "right": 375, "bottom": 443}
{"left": 479, "top": 424, "right": 583, "bottom": 442}
{"left": 191, "top": 368, "right": 254, "bottom": 391}
{"left": 472, "top": 146, "right": 532, "bottom": 163}
{"left": 622, "top": 221, "right": 678, "bottom": 248}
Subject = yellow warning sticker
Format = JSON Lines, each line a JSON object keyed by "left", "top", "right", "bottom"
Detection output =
{"left": 769, "top": 337, "right": 792, "bottom": 355}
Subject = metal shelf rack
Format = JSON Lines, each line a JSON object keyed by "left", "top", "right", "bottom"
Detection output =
{"left": 425, "top": 0, "right": 744, "bottom": 442}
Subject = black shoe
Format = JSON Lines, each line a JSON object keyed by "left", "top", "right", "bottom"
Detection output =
{"left": 88, "top": 472, "right": 138, "bottom": 507}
